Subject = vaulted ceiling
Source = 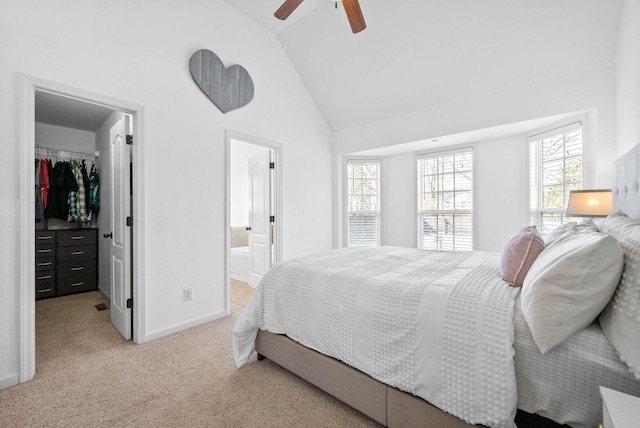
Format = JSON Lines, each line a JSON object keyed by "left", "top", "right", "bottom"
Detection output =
{"left": 36, "top": 1, "right": 625, "bottom": 139}
{"left": 223, "top": 0, "right": 625, "bottom": 132}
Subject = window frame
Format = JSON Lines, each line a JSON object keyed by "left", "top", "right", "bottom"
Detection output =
{"left": 416, "top": 146, "right": 474, "bottom": 251}
{"left": 527, "top": 120, "right": 584, "bottom": 236}
{"left": 344, "top": 158, "right": 382, "bottom": 247}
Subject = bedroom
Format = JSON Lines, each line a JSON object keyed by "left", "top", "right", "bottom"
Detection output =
{"left": 1, "top": 0, "right": 639, "bottom": 425}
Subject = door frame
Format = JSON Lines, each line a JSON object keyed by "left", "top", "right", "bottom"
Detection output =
{"left": 19, "top": 74, "right": 147, "bottom": 383}
{"left": 225, "top": 131, "right": 282, "bottom": 314}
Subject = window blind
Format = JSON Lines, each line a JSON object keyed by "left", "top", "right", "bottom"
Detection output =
{"left": 417, "top": 148, "right": 473, "bottom": 251}
{"left": 347, "top": 160, "right": 380, "bottom": 246}
{"left": 529, "top": 123, "right": 583, "bottom": 235}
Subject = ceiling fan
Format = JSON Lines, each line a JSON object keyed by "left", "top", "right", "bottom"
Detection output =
{"left": 274, "top": 0, "right": 366, "bottom": 34}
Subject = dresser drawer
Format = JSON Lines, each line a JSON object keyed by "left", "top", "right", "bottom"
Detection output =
{"left": 57, "top": 259, "right": 97, "bottom": 278}
{"left": 57, "top": 229, "right": 97, "bottom": 247}
{"left": 57, "top": 245, "right": 97, "bottom": 262}
{"left": 35, "top": 231, "right": 56, "bottom": 244}
{"left": 36, "top": 243, "right": 56, "bottom": 257}
{"left": 56, "top": 275, "right": 97, "bottom": 295}
{"left": 35, "top": 270, "right": 55, "bottom": 284}
{"left": 35, "top": 283, "right": 55, "bottom": 299}
{"left": 35, "top": 257, "right": 55, "bottom": 271}
{"left": 35, "top": 270, "right": 55, "bottom": 301}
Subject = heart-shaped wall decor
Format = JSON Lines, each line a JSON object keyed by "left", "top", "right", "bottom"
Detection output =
{"left": 189, "top": 49, "right": 254, "bottom": 114}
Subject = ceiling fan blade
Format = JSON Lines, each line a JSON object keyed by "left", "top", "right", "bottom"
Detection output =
{"left": 274, "top": 0, "right": 304, "bottom": 20}
{"left": 342, "top": 0, "right": 366, "bottom": 33}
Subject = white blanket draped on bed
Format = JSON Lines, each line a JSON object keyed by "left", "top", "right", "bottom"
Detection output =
{"left": 233, "top": 247, "right": 520, "bottom": 428}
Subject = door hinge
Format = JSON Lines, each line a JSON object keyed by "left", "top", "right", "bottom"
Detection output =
{"left": 269, "top": 162, "right": 275, "bottom": 169}
{"left": 270, "top": 215, "right": 275, "bottom": 223}
{"left": 126, "top": 298, "right": 133, "bottom": 309}
{"left": 126, "top": 216, "right": 133, "bottom": 227}
{"left": 126, "top": 135, "right": 133, "bottom": 145}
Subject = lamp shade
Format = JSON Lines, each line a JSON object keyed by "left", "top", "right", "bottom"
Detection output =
{"left": 566, "top": 189, "right": 612, "bottom": 218}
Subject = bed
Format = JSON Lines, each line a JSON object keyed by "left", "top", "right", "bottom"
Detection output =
{"left": 233, "top": 145, "right": 640, "bottom": 428}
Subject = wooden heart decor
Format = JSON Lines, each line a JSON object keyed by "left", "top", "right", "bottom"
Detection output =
{"left": 189, "top": 49, "right": 254, "bottom": 113}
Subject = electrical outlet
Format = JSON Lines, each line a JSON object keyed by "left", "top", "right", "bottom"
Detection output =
{"left": 183, "top": 288, "right": 192, "bottom": 302}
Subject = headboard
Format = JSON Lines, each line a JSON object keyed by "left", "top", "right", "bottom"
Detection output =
{"left": 612, "top": 144, "right": 640, "bottom": 219}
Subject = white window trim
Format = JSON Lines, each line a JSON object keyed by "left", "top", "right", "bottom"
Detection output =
{"left": 526, "top": 117, "right": 586, "bottom": 233}
{"left": 343, "top": 157, "right": 382, "bottom": 247}
{"left": 416, "top": 146, "right": 474, "bottom": 251}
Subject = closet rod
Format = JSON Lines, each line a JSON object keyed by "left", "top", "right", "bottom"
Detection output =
{"left": 35, "top": 145, "right": 97, "bottom": 161}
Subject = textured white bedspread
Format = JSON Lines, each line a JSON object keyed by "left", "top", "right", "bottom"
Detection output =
{"left": 233, "top": 247, "right": 520, "bottom": 428}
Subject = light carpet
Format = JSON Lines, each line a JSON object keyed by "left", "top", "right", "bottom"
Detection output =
{"left": 0, "top": 292, "right": 380, "bottom": 427}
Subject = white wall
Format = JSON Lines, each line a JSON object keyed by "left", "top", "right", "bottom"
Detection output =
{"left": 35, "top": 123, "right": 95, "bottom": 154}
{"left": 0, "top": 0, "right": 332, "bottom": 388}
{"left": 616, "top": 0, "right": 640, "bottom": 155}
{"left": 380, "top": 137, "right": 528, "bottom": 253}
{"left": 334, "top": 64, "right": 617, "bottom": 250}
{"left": 381, "top": 153, "right": 416, "bottom": 248}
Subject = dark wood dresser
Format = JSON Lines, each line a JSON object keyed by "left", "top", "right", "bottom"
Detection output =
{"left": 35, "top": 230, "right": 56, "bottom": 299}
{"left": 35, "top": 228, "right": 98, "bottom": 299}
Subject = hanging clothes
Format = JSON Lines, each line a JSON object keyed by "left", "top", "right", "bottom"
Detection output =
{"left": 81, "top": 160, "right": 90, "bottom": 214}
{"left": 35, "top": 159, "right": 44, "bottom": 222}
{"left": 86, "top": 162, "right": 100, "bottom": 225}
{"left": 35, "top": 152, "right": 95, "bottom": 224}
{"left": 47, "top": 160, "right": 78, "bottom": 221}
{"left": 67, "top": 161, "right": 81, "bottom": 223}
{"left": 39, "top": 159, "right": 50, "bottom": 210}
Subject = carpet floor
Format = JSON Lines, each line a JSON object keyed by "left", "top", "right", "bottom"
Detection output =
{"left": 0, "top": 291, "right": 380, "bottom": 427}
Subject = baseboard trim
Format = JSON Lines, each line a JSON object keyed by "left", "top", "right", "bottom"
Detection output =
{"left": 0, "top": 373, "right": 20, "bottom": 390}
{"left": 145, "top": 310, "right": 227, "bottom": 342}
{"left": 97, "top": 286, "right": 110, "bottom": 302}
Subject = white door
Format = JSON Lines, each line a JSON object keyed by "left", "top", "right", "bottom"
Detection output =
{"left": 248, "top": 150, "right": 272, "bottom": 287}
{"left": 109, "top": 116, "right": 132, "bottom": 340}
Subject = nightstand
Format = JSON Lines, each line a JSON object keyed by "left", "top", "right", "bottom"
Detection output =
{"left": 600, "top": 386, "right": 640, "bottom": 428}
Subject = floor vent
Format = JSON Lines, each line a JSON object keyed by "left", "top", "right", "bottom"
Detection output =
{"left": 95, "top": 303, "right": 108, "bottom": 311}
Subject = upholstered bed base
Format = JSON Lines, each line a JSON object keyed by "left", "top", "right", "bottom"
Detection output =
{"left": 255, "top": 330, "right": 567, "bottom": 428}
{"left": 256, "top": 330, "right": 475, "bottom": 427}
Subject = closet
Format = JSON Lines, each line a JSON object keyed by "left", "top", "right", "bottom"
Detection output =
{"left": 35, "top": 142, "right": 100, "bottom": 299}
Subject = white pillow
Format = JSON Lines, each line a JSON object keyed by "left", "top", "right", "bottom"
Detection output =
{"left": 597, "top": 213, "right": 640, "bottom": 379}
{"left": 545, "top": 219, "right": 597, "bottom": 246}
{"left": 521, "top": 231, "right": 623, "bottom": 353}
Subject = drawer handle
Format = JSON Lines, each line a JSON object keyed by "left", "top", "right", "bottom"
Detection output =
{"left": 37, "top": 249, "right": 52, "bottom": 253}
{"left": 37, "top": 236, "right": 53, "bottom": 240}
{"left": 71, "top": 236, "right": 85, "bottom": 240}
{"left": 70, "top": 267, "right": 85, "bottom": 271}
{"left": 70, "top": 282, "right": 85, "bottom": 287}
{"left": 37, "top": 275, "right": 52, "bottom": 280}
{"left": 37, "top": 262, "right": 53, "bottom": 266}
{"left": 37, "top": 288, "right": 53, "bottom": 293}
{"left": 71, "top": 251, "right": 85, "bottom": 255}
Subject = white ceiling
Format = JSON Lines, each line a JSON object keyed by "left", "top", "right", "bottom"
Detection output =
{"left": 35, "top": 91, "right": 115, "bottom": 133}
{"left": 224, "top": 0, "right": 625, "bottom": 134}
{"left": 37, "top": 1, "right": 625, "bottom": 147}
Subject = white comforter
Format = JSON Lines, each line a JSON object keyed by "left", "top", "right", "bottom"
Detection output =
{"left": 233, "top": 247, "right": 520, "bottom": 428}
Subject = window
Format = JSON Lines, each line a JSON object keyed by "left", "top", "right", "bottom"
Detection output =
{"left": 417, "top": 148, "right": 473, "bottom": 251}
{"left": 346, "top": 160, "right": 380, "bottom": 246}
{"left": 529, "top": 122, "right": 583, "bottom": 236}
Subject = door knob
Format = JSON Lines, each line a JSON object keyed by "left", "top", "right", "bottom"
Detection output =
{"left": 245, "top": 227, "right": 252, "bottom": 231}
{"left": 103, "top": 232, "right": 113, "bottom": 238}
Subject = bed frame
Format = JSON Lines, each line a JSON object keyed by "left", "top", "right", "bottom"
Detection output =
{"left": 255, "top": 330, "right": 472, "bottom": 427}
{"left": 256, "top": 331, "right": 564, "bottom": 427}
{"left": 255, "top": 144, "right": 640, "bottom": 427}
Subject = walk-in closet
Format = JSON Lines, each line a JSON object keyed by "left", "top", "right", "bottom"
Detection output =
{"left": 33, "top": 89, "right": 132, "bottom": 343}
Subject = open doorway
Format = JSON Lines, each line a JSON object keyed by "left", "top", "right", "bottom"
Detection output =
{"left": 226, "top": 132, "right": 282, "bottom": 313}
{"left": 20, "top": 76, "right": 146, "bottom": 383}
